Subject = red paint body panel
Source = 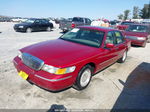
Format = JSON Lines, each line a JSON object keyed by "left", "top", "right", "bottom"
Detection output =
{"left": 13, "top": 26, "right": 130, "bottom": 91}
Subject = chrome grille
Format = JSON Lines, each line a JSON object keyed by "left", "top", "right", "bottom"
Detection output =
{"left": 126, "top": 36, "right": 137, "bottom": 40}
{"left": 22, "top": 53, "right": 44, "bottom": 71}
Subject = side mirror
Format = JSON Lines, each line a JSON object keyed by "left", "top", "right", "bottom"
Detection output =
{"left": 106, "top": 43, "right": 114, "bottom": 48}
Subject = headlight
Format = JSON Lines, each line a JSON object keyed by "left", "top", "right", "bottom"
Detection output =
{"left": 42, "top": 64, "right": 76, "bottom": 75}
{"left": 137, "top": 37, "right": 145, "bottom": 40}
{"left": 18, "top": 51, "right": 22, "bottom": 58}
{"left": 19, "top": 26, "right": 24, "bottom": 28}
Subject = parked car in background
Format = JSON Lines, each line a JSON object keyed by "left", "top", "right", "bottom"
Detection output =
{"left": 141, "top": 19, "right": 150, "bottom": 25}
{"left": 124, "top": 24, "right": 150, "bottom": 47}
{"left": 109, "top": 20, "right": 120, "bottom": 28}
{"left": 14, "top": 18, "right": 53, "bottom": 33}
{"left": 0, "top": 17, "right": 12, "bottom": 22}
{"left": 11, "top": 17, "right": 27, "bottom": 22}
{"left": 142, "top": 21, "right": 150, "bottom": 25}
{"left": 59, "top": 17, "right": 91, "bottom": 32}
{"left": 117, "top": 21, "right": 135, "bottom": 30}
{"left": 13, "top": 26, "right": 131, "bottom": 91}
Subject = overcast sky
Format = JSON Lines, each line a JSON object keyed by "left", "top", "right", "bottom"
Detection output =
{"left": 0, "top": 0, "right": 149, "bottom": 20}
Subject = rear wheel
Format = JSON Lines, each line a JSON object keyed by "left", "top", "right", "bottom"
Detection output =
{"left": 73, "top": 65, "right": 92, "bottom": 90}
{"left": 47, "top": 27, "right": 51, "bottom": 32}
{"left": 117, "top": 51, "right": 127, "bottom": 63}
{"left": 26, "top": 28, "right": 32, "bottom": 33}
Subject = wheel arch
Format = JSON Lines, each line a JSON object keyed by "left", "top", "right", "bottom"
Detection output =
{"left": 84, "top": 62, "right": 96, "bottom": 74}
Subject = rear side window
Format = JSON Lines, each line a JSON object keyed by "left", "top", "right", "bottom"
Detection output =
{"left": 41, "top": 19, "right": 49, "bottom": 24}
{"left": 85, "top": 19, "right": 91, "bottom": 23}
{"left": 114, "top": 31, "right": 124, "bottom": 44}
{"left": 105, "top": 32, "right": 114, "bottom": 44}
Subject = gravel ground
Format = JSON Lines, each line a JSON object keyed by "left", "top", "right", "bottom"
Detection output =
{"left": 0, "top": 22, "right": 150, "bottom": 111}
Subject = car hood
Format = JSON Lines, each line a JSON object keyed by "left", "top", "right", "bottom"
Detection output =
{"left": 21, "top": 39, "right": 99, "bottom": 67}
{"left": 124, "top": 31, "right": 148, "bottom": 37}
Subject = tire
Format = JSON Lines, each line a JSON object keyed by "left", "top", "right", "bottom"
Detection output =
{"left": 47, "top": 27, "right": 51, "bottom": 32}
{"left": 147, "top": 35, "right": 150, "bottom": 43}
{"left": 73, "top": 65, "right": 93, "bottom": 90}
{"left": 26, "top": 28, "right": 32, "bottom": 33}
{"left": 117, "top": 51, "right": 127, "bottom": 63}
{"left": 142, "top": 41, "right": 146, "bottom": 48}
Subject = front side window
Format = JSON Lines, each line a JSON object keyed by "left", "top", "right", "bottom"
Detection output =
{"left": 34, "top": 19, "right": 40, "bottom": 24}
{"left": 24, "top": 19, "right": 35, "bottom": 23}
{"left": 60, "top": 28, "right": 104, "bottom": 48}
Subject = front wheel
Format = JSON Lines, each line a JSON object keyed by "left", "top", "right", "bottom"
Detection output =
{"left": 73, "top": 65, "right": 92, "bottom": 90}
{"left": 117, "top": 51, "right": 127, "bottom": 63}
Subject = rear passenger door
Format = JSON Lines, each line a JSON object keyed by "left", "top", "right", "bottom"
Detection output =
{"left": 97, "top": 31, "right": 118, "bottom": 70}
{"left": 37, "top": 19, "right": 47, "bottom": 31}
{"left": 40, "top": 19, "right": 50, "bottom": 30}
{"left": 113, "top": 31, "right": 126, "bottom": 59}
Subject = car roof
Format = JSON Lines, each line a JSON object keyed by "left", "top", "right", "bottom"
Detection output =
{"left": 29, "top": 18, "right": 47, "bottom": 20}
{"left": 78, "top": 26, "right": 119, "bottom": 32}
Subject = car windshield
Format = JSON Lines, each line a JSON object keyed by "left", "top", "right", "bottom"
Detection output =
{"left": 121, "top": 22, "right": 134, "bottom": 25}
{"left": 126, "top": 25, "right": 148, "bottom": 32}
{"left": 60, "top": 28, "right": 104, "bottom": 48}
{"left": 24, "top": 19, "right": 35, "bottom": 23}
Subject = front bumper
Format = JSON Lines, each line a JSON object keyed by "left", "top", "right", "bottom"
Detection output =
{"left": 13, "top": 57, "right": 76, "bottom": 91}
{"left": 131, "top": 40, "right": 146, "bottom": 46}
{"left": 14, "top": 27, "right": 26, "bottom": 32}
{"left": 126, "top": 37, "right": 146, "bottom": 46}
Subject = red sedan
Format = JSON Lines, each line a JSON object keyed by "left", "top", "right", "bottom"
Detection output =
{"left": 124, "top": 24, "right": 150, "bottom": 47}
{"left": 13, "top": 26, "right": 131, "bottom": 91}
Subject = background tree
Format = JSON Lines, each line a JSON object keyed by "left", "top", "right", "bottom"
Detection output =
{"left": 118, "top": 14, "right": 124, "bottom": 20}
{"left": 140, "top": 3, "right": 150, "bottom": 19}
{"left": 133, "top": 6, "right": 139, "bottom": 19}
{"left": 124, "top": 10, "right": 130, "bottom": 20}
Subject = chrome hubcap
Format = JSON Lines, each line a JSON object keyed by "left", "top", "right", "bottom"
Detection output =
{"left": 80, "top": 69, "right": 91, "bottom": 87}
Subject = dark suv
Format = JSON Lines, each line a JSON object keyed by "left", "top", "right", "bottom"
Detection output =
{"left": 14, "top": 19, "right": 53, "bottom": 33}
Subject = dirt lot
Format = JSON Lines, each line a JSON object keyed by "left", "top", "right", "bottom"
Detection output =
{"left": 0, "top": 22, "right": 150, "bottom": 110}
